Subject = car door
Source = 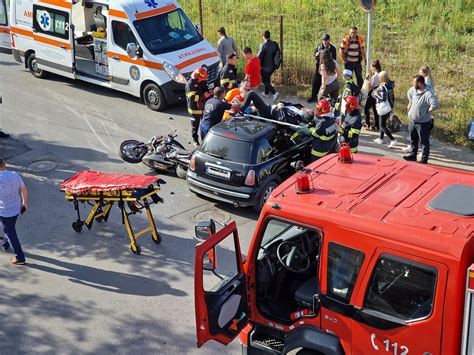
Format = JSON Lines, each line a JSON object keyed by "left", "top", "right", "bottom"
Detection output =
{"left": 350, "top": 249, "right": 447, "bottom": 355}
{"left": 32, "top": 2, "right": 74, "bottom": 78}
{"left": 0, "top": 0, "right": 11, "bottom": 54}
{"left": 195, "top": 221, "right": 249, "bottom": 348}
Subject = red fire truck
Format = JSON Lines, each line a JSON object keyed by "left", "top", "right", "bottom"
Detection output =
{"left": 194, "top": 152, "right": 474, "bottom": 355}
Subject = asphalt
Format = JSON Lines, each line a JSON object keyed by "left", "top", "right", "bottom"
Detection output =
{"left": 0, "top": 53, "right": 473, "bottom": 354}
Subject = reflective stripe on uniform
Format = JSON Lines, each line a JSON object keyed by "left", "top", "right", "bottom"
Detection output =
{"left": 188, "top": 108, "right": 203, "bottom": 115}
{"left": 350, "top": 128, "right": 361, "bottom": 135}
{"left": 194, "top": 95, "right": 200, "bottom": 102}
{"left": 186, "top": 91, "right": 196, "bottom": 97}
{"left": 311, "top": 149, "right": 329, "bottom": 157}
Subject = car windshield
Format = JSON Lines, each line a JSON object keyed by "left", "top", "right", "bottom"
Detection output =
{"left": 134, "top": 8, "right": 202, "bottom": 55}
{"left": 200, "top": 133, "right": 252, "bottom": 164}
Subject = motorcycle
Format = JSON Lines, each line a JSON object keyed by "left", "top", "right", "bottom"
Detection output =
{"left": 119, "top": 131, "right": 193, "bottom": 179}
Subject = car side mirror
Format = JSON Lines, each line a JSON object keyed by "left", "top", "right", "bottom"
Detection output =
{"left": 195, "top": 220, "right": 216, "bottom": 241}
{"left": 126, "top": 43, "right": 138, "bottom": 59}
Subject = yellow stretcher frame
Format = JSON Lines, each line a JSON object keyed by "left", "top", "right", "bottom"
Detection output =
{"left": 64, "top": 187, "right": 163, "bottom": 255}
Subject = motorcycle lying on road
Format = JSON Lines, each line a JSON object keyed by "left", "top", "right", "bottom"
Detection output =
{"left": 119, "top": 131, "right": 193, "bottom": 179}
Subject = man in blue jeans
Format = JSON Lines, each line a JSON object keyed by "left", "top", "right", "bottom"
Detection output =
{"left": 0, "top": 157, "right": 28, "bottom": 265}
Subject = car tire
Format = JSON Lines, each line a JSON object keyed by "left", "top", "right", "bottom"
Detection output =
{"left": 254, "top": 180, "right": 278, "bottom": 213}
{"left": 143, "top": 83, "right": 167, "bottom": 111}
{"left": 28, "top": 54, "right": 48, "bottom": 79}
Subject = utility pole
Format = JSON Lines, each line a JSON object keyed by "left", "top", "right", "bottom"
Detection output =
{"left": 359, "top": 1, "right": 375, "bottom": 75}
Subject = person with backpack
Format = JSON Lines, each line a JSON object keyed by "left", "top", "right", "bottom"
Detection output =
{"left": 217, "top": 27, "right": 238, "bottom": 66}
{"left": 340, "top": 26, "right": 366, "bottom": 88}
{"left": 220, "top": 53, "right": 237, "bottom": 92}
{"left": 258, "top": 30, "right": 280, "bottom": 102}
{"left": 372, "top": 71, "right": 398, "bottom": 149}
{"left": 307, "top": 34, "right": 337, "bottom": 103}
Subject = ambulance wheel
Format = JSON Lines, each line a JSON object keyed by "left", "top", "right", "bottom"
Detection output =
{"left": 254, "top": 180, "right": 278, "bottom": 212}
{"left": 143, "top": 83, "right": 167, "bottom": 111}
{"left": 151, "top": 232, "right": 162, "bottom": 244}
{"left": 72, "top": 221, "right": 82, "bottom": 233}
{"left": 28, "top": 54, "right": 47, "bottom": 79}
{"left": 131, "top": 244, "right": 141, "bottom": 255}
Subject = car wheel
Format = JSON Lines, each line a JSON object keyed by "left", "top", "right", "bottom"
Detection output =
{"left": 28, "top": 54, "right": 48, "bottom": 79}
{"left": 143, "top": 83, "right": 167, "bottom": 111}
{"left": 254, "top": 180, "right": 278, "bottom": 212}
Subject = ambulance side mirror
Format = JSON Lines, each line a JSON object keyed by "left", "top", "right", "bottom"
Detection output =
{"left": 195, "top": 23, "right": 201, "bottom": 32}
{"left": 126, "top": 43, "right": 138, "bottom": 59}
{"left": 195, "top": 220, "right": 216, "bottom": 242}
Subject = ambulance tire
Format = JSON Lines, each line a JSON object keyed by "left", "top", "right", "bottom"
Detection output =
{"left": 28, "top": 54, "right": 48, "bottom": 79}
{"left": 143, "top": 83, "right": 167, "bottom": 111}
{"left": 254, "top": 180, "right": 278, "bottom": 212}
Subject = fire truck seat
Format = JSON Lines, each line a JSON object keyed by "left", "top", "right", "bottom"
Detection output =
{"left": 295, "top": 277, "right": 319, "bottom": 308}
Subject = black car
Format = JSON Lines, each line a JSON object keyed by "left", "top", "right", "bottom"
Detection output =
{"left": 187, "top": 117, "right": 313, "bottom": 211}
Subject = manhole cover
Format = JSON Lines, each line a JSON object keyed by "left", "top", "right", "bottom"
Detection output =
{"left": 193, "top": 208, "right": 232, "bottom": 224}
{"left": 28, "top": 160, "right": 57, "bottom": 172}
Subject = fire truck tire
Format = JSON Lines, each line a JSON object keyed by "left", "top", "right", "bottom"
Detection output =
{"left": 28, "top": 54, "right": 48, "bottom": 79}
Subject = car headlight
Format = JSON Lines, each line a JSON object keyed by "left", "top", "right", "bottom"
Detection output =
{"left": 163, "top": 62, "right": 186, "bottom": 84}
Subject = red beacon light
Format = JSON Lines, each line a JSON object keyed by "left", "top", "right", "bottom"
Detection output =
{"left": 292, "top": 160, "right": 313, "bottom": 194}
{"left": 339, "top": 142, "right": 353, "bottom": 164}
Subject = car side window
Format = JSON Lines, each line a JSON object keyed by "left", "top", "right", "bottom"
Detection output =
{"left": 255, "top": 138, "right": 276, "bottom": 163}
{"left": 327, "top": 242, "right": 365, "bottom": 303}
{"left": 112, "top": 21, "right": 137, "bottom": 51}
{"left": 365, "top": 255, "right": 437, "bottom": 321}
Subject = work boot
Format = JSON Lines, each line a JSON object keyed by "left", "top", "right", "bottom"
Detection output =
{"left": 403, "top": 154, "right": 417, "bottom": 162}
{"left": 10, "top": 257, "right": 26, "bottom": 265}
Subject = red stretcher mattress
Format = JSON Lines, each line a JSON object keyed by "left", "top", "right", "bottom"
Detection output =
{"left": 60, "top": 171, "right": 159, "bottom": 194}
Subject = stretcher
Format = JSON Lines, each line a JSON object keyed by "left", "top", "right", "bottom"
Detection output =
{"left": 60, "top": 171, "right": 164, "bottom": 255}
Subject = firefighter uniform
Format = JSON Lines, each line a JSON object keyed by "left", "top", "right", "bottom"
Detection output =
{"left": 309, "top": 115, "right": 338, "bottom": 160}
{"left": 185, "top": 78, "right": 208, "bottom": 144}
{"left": 220, "top": 63, "right": 237, "bottom": 92}
{"left": 339, "top": 109, "right": 362, "bottom": 153}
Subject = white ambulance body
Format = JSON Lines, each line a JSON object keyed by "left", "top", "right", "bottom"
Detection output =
{"left": 7, "top": 0, "right": 220, "bottom": 111}
{"left": 0, "top": 0, "right": 11, "bottom": 53}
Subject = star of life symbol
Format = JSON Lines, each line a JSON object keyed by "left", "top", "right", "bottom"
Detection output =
{"left": 38, "top": 10, "right": 51, "bottom": 31}
{"left": 144, "top": 0, "right": 157, "bottom": 8}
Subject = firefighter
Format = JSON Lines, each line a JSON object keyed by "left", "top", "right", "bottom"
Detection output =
{"left": 339, "top": 96, "right": 362, "bottom": 153}
{"left": 185, "top": 67, "right": 210, "bottom": 146}
{"left": 220, "top": 53, "right": 237, "bottom": 92}
{"left": 298, "top": 99, "right": 337, "bottom": 161}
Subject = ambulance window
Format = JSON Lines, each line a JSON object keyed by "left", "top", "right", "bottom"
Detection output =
{"left": 365, "top": 255, "right": 437, "bottom": 321}
{"left": 112, "top": 21, "right": 137, "bottom": 51}
{"left": 327, "top": 243, "right": 365, "bottom": 303}
{"left": 32, "top": 6, "right": 70, "bottom": 40}
{"left": 0, "top": 0, "right": 7, "bottom": 26}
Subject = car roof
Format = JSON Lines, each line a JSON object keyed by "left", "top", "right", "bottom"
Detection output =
{"left": 210, "top": 117, "right": 277, "bottom": 142}
{"left": 267, "top": 154, "right": 474, "bottom": 261}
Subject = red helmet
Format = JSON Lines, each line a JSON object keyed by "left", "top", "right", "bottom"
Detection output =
{"left": 315, "top": 99, "right": 331, "bottom": 116}
{"left": 192, "top": 67, "right": 208, "bottom": 82}
{"left": 344, "top": 96, "right": 360, "bottom": 113}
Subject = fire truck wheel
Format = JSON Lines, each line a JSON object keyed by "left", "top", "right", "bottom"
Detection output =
{"left": 151, "top": 232, "right": 162, "bottom": 244}
{"left": 143, "top": 83, "right": 167, "bottom": 112}
{"left": 28, "top": 54, "right": 48, "bottom": 79}
{"left": 131, "top": 244, "right": 142, "bottom": 255}
{"left": 72, "top": 221, "right": 82, "bottom": 233}
{"left": 254, "top": 180, "right": 278, "bottom": 212}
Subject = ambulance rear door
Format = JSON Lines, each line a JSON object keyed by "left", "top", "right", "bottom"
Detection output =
{"left": 0, "top": 0, "right": 11, "bottom": 53}
{"left": 32, "top": 1, "right": 74, "bottom": 78}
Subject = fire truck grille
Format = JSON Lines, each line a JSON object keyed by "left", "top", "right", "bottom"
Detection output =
{"left": 252, "top": 336, "right": 285, "bottom": 351}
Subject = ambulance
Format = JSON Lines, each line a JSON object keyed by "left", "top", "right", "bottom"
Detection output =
{"left": 4, "top": 0, "right": 219, "bottom": 111}
{"left": 194, "top": 152, "right": 474, "bottom": 354}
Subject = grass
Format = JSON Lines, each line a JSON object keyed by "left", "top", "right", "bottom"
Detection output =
{"left": 179, "top": 0, "right": 474, "bottom": 147}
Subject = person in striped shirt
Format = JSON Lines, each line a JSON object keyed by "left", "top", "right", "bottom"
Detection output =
{"left": 340, "top": 26, "right": 366, "bottom": 89}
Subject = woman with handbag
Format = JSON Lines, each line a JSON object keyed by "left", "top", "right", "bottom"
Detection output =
{"left": 364, "top": 60, "right": 382, "bottom": 130}
{"left": 373, "top": 71, "right": 398, "bottom": 148}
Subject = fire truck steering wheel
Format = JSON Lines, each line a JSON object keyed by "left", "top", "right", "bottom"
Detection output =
{"left": 276, "top": 241, "right": 311, "bottom": 273}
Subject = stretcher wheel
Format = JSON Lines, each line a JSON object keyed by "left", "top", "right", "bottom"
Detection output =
{"left": 151, "top": 232, "right": 162, "bottom": 244}
{"left": 131, "top": 244, "right": 141, "bottom": 255}
{"left": 72, "top": 221, "right": 83, "bottom": 233}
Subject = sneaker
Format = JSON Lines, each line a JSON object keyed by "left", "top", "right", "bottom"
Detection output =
{"left": 403, "top": 154, "right": 417, "bottom": 162}
{"left": 10, "top": 257, "right": 26, "bottom": 265}
{"left": 272, "top": 92, "right": 280, "bottom": 103}
{"left": 261, "top": 92, "right": 269, "bottom": 98}
{"left": 388, "top": 140, "right": 398, "bottom": 149}
{"left": 2, "top": 243, "right": 9, "bottom": 252}
{"left": 0, "top": 131, "right": 10, "bottom": 138}
{"left": 373, "top": 138, "right": 384, "bottom": 144}
{"left": 402, "top": 145, "right": 412, "bottom": 152}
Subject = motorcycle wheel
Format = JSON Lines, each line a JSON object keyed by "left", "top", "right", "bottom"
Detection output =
{"left": 176, "top": 164, "right": 188, "bottom": 179}
{"left": 119, "top": 140, "right": 147, "bottom": 163}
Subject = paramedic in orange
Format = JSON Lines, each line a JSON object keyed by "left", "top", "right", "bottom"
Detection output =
{"left": 340, "top": 26, "right": 366, "bottom": 88}
{"left": 223, "top": 81, "right": 250, "bottom": 120}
